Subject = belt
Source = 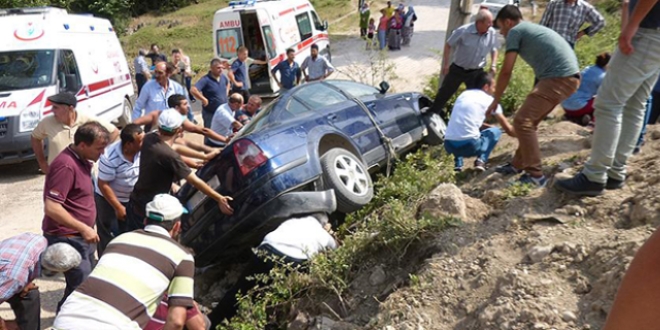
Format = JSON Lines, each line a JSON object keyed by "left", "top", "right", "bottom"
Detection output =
{"left": 451, "top": 63, "right": 482, "bottom": 72}
{"left": 45, "top": 232, "right": 82, "bottom": 238}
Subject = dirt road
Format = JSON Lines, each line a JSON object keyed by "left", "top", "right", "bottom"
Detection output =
{"left": 0, "top": 0, "right": 449, "bottom": 326}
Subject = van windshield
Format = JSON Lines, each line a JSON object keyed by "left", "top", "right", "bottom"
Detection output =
{"left": 0, "top": 50, "right": 55, "bottom": 92}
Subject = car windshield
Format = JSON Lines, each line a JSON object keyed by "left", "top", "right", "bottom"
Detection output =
{"left": 0, "top": 50, "right": 55, "bottom": 92}
{"left": 235, "top": 99, "right": 276, "bottom": 137}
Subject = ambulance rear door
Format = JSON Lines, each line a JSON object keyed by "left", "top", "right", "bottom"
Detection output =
{"left": 214, "top": 11, "right": 244, "bottom": 60}
{"left": 256, "top": 8, "right": 277, "bottom": 92}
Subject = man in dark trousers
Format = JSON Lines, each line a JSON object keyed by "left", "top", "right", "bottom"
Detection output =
{"left": 428, "top": 9, "right": 499, "bottom": 119}
{"left": 125, "top": 109, "right": 234, "bottom": 232}
{"left": 41, "top": 121, "right": 111, "bottom": 310}
{"left": 191, "top": 59, "right": 231, "bottom": 128}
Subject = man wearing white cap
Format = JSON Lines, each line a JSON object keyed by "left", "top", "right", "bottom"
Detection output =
{"left": 125, "top": 109, "right": 234, "bottom": 232}
{"left": 0, "top": 234, "right": 81, "bottom": 330}
{"left": 54, "top": 194, "right": 207, "bottom": 330}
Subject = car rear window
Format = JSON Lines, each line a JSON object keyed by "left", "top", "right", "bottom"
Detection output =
{"left": 326, "top": 80, "right": 379, "bottom": 98}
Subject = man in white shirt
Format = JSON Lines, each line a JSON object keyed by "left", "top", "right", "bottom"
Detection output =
{"left": 444, "top": 72, "right": 515, "bottom": 172}
{"left": 208, "top": 213, "right": 337, "bottom": 327}
{"left": 206, "top": 93, "right": 244, "bottom": 147}
{"left": 94, "top": 124, "right": 144, "bottom": 256}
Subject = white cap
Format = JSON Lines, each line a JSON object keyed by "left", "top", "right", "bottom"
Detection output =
{"left": 145, "top": 194, "right": 188, "bottom": 222}
{"left": 158, "top": 108, "right": 184, "bottom": 132}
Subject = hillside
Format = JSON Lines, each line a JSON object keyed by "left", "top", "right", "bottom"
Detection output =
{"left": 119, "top": 0, "right": 357, "bottom": 74}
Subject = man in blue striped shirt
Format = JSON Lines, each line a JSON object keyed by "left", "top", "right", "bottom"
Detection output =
{"left": 94, "top": 124, "right": 144, "bottom": 255}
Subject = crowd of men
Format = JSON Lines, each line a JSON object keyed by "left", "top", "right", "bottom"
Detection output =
{"left": 0, "top": 41, "right": 338, "bottom": 330}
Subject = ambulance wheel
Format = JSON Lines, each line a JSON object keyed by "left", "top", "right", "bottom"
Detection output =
{"left": 118, "top": 98, "right": 133, "bottom": 127}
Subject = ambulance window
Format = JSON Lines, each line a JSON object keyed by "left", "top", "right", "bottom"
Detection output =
{"left": 261, "top": 26, "right": 277, "bottom": 59}
{"left": 216, "top": 28, "right": 243, "bottom": 59}
{"left": 56, "top": 50, "right": 82, "bottom": 94}
{"left": 0, "top": 50, "right": 55, "bottom": 92}
{"left": 295, "top": 13, "right": 313, "bottom": 41}
{"left": 311, "top": 11, "right": 324, "bottom": 31}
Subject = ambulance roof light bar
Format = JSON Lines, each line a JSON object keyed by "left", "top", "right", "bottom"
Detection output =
{"left": 228, "top": 0, "right": 257, "bottom": 8}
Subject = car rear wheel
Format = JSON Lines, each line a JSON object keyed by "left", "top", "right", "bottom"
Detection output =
{"left": 422, "top": 109, "right": 446, "bottom": 146}
{"left": 117, "top": 97, "right": 133, "bottom": 127}
{"left": 320, "top": 148, "right": 373, "bottom": 213}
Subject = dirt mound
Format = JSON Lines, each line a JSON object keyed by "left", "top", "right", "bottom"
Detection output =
{"left": 293, "top": 122, "right": 660, "bottom": 330}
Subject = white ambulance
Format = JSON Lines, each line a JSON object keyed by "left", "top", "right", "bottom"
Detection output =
{"left": 0, "top": 7, "right": 134, "bottom": 165}
{"left": 212, "top": 0, "right": 331, "bottom": 96}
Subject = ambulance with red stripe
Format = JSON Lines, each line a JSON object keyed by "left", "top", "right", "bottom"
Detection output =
{"left": 213, "top": 0, "right": 330, "bottom": 96}
{"left": 0, "top": 7, "right": 134, "bottom": 165}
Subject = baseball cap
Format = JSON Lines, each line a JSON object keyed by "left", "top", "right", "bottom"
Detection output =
{"left": 158, "top": 109, "right": 184, "bottom": 132}
{"left": 145, "top": 194, "right": 188, "bottom": 222}
{"left": 47, "top": 92, "right": 77, "bottom": 107}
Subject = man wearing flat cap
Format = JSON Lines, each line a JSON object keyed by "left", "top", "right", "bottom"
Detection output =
{"left": 0, "top": 233, "right": 81, "bottom": 330}
{"left": 31, "top": 92, "right": 118, "bottom": 174}
{"left": 54, "top": 194, "right": 203, "bottom": 330}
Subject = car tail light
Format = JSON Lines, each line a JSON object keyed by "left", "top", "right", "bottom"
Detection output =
{"left": 233, "top": 139, "right": 268, "bottom": 176}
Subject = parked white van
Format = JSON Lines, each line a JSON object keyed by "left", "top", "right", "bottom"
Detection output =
{"left": 213, "top": 0, "right": 331, "bottom": 96}
{"left": 0, "top": 7, "right": 134, "bottom": 165}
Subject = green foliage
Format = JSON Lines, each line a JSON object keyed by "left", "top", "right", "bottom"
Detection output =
{"left": 220, "top": 146, "right": 457, "bottom": 329}
{"left": 501, "top": 182, "right": 533, "bottom": 200}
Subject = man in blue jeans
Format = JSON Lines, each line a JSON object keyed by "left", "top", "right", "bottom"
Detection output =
{"left": 444, "top": 72, "right": 515, "bottom": 172}
{"left": 555, "top": 0, "right": 660, "bottom": 196}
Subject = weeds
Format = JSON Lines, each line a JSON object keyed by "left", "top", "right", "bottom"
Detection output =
{"left": 501, "top": 182, "right": 534, "bottom": 200}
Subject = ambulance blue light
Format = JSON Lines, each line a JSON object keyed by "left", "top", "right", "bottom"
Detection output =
{"left": 90, "top": 25, "right": 95, "bottom": 31}
{"left": 63, "top": 23, "right": 69, "bottom": 30}
{"left": 229, "top": 0, "right": 256, "bottom": 7}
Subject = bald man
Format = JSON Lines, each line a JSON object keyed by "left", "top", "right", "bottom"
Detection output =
{"left": 132, "top": 61, "right": 189, "bottom": 121}
{"left": 428, "top": 9, "right": 500, "bottom": 118}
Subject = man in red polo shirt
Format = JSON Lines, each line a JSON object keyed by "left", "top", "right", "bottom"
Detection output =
{"left": 41, "top": 121, "right": 111, "bottom": 311}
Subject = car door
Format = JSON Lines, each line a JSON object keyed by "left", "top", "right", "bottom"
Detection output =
{"left": 292, "top": 83, "right": 382, "bottom": 165}
{"left": 326, "top": 81, "right": 418, "bottom": 155}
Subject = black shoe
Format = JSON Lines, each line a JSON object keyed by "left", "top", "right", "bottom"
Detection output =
{"left": 554, "top": 173, "right": 605, "bottom": 197}
{"left": 495, "top": 162, "right": 522, "bottom": 175}
{"left": 474, "top": 159, "right": 486, "bottom": 172}
{"left": 454, "top": 166, "right": 463, "bottom": 173}
{"left": 605, "top": 177, "right": 624, "bottom": 190}
{"left": 518, "top": 173, "right": 548, "bottom": 187}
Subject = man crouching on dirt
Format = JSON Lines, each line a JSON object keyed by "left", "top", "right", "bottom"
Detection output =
{"left": 208, "top": 213, "right": 338, "bottom": 327}
{"left": 444, "top": 72, "right": 516, "bottom": 173}
{"left": 0, "top": 234, "right": 81, "bottom": 330}
{"left": 487, "top": 5, "right": 580, "bottom": 187}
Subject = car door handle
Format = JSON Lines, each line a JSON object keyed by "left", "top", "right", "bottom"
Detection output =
{"left": 327, "top": 114, "right": 337, "bottom": 121}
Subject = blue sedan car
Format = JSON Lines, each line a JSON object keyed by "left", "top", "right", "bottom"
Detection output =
{"left": 178, "top": 80, "right": 445, "bottom": 267}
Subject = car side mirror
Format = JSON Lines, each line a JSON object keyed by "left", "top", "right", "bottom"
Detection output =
{"left": 323, "top": 20, "right": 328, "bottom": 31}
{"left": 379, "top": 81, "right": 390, "bottom": 94}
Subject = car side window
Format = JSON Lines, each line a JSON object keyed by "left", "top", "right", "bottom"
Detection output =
{"left": 326, "top": 81, "right": 379, "bottom": 98}
{"left": 311, "top": 11, "right": 324, "bottom": 31}
{"left": 295, "top": 13, "right": 313, "bottom": 41}
{"left": 286, "top": 98, "right": 311, "bottom": 115}
{"left": 56, "top": 50, "right": 82, "bottom": 93}
{"left": 294, "top": 84, "right": 348, "bottom": 109}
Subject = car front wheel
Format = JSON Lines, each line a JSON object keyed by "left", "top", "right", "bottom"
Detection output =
{"left": 320, "top": 148, "right": 373, "bottom": 213}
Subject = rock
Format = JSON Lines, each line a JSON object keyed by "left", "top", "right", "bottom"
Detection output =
{"left": 418, "top": 184, "right": 490, "bottom": 222}
{"left": 418, "top": 183, "right": 466, "bottom": 220}
{"left": 316, "top": 316, "right": 336, "bottom": 330}
{"left": 289, "top": 311, "right": 310, "bottom": 330}
{"left": 528, "top": 245, "right": 554, "bottom": 263}
{"left": 369, "top": 266, "right": 387, "bottom": 286}
{"left": 561, "top": 311, "right": 577, "bottom": 322}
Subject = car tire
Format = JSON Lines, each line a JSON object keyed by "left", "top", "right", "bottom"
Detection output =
{"left": 422, "top": 109, "right": 446, "bottom": 146}
{"left": 320, "top": 148, "right": 373, "bottom": 213}
{"left": 117, "top": 97, "right": 133, "bottom": 127}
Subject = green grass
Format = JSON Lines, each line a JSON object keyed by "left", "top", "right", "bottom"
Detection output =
{"left": 120, "top": 0, "right": 355, "bottom": 75}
